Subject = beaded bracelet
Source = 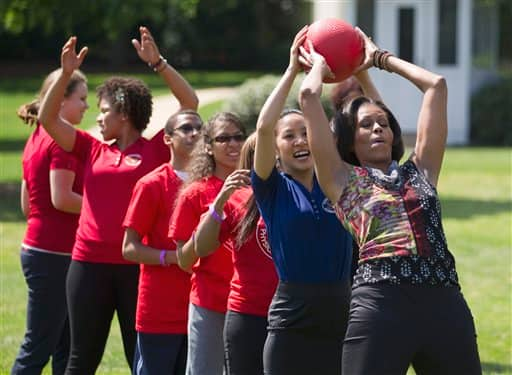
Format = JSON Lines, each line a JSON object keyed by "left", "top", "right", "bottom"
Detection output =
{"left": 373, "top": 49, "right": 393, "bottom": 72}
{"left": 148, "top": 56, "right": 167, "bottom": 73}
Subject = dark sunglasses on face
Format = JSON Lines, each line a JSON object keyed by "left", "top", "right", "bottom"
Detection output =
{"left": 172, "top": 123, "right": 203, "bottom": 134}
{"left": 213, "top": 134, "right": 246, "bottom": 144}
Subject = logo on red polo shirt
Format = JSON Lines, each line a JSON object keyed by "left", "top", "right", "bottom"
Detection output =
{"left": 255, "top": 219, "right": 272, "bottom": 259}
{"left": 124, "top": 153, "right": 143, "bottom": 167}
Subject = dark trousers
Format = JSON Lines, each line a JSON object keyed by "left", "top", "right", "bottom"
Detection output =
{"left": 223, "top": 310, "right": 268, "bottom": 375}
{"left": 64, "top": 260, "right": 139, "bottom": 375}
{"left": 11, "top": 249, "right": 71, "bottom": 375}
{"left": 263, "top": 280, "right": 351, "bottom": 375}
{"left": 133, "top": 332, "right": 187, "bottom": 375}
{"left": 342, "top": 284, "right": 482, "bottom": 375}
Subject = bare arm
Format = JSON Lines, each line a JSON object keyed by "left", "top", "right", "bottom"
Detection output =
{"left": 49, "top": 169, "right": 82, "bottom": 214}
{"left": 38, "top": 37, "right": 88, "bottom": 151}
{"left": 254, "top": 26, "right": 308, "bottom": 180}
{"left": 298, "top": 42, "right": 348, "bottom": 203}
{"left": 132, "top": 26, "right": 199, "bottom": 112}
{"left": 354, "top": 69, "right": 382, "bottom": 102}
{"left": 352, "top": 28, "right": 383, "bottom": 102}
{"left": 194, "top": 170, "right": 250, "bottom": 257}
{"left": 176, "top": 240, "right": 197, "bottom": 273}
{"left": 354, "top": 28, "right": 447, "bottom": 185}
{"left": 21, "top": 180, "right": 29, "bottom": 218}
{"left": 386, "top": 56, "right": 447, "bottom": 186}
{"left": 122, "top": 227, "right": 178, "bottom": 265}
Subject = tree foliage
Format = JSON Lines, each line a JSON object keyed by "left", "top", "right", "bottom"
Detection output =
{"left": 0, "top": 0, "right": 309, "bottom": 69}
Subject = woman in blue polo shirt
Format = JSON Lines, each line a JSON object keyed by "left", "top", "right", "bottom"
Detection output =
{"left": 251, "top": 27, "right": 353, "bottom": 375}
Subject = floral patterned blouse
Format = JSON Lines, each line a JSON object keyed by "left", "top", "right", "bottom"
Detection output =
{"left": 335, "top": 159, "right": 459, "bottom": 287}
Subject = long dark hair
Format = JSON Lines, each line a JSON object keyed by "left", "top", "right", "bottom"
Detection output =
{"left": 234, "top": 132, "right": 259, "bottom": 247}
{"left": 333, "top": 96, "right": 404, "bottom": 165}
{"left": 17, "top": 68, "right": 87, "bottom": 126}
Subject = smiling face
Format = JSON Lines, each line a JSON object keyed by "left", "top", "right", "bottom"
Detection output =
{"left": 96, "top": 97, "right": 126, "bottom": 141}
{"left": 59, "top": 81, "right": 89, "bottom": 125}
{"left": 210, "top": 120, "right": 245, "bottom": 178}
{"left": 275, "top": 113, "right": 314, "bottom": 176}
{"left": 353, "top": 103, "right": 394, "bottom": 170}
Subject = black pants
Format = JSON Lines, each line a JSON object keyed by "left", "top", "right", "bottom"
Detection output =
{"left": 263, "top": 280, "right": 351, "bottom": 375}
{"left": 65, "top": 260, "right": 139, "bottom": 375}
{"left": 343, "top": 284, "right": 482, "bottom": 375}
{"left": 223, "top": 310, "right": 268, "bottom": 375}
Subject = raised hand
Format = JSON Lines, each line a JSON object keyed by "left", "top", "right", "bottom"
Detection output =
{"left": 352, "top": 27, "right": 379, "bottom": 74}
{"left": 61, "top": 37, "right": 88, "bottom": 75}
{"left": 131, "top": 26, "right": 161, "bottom": 66}
{"left": 299, "top": 40, "right": 334, "bottom": 80}
{"left": 216, "top": 169, "right": 251, "bottom": 205}
{"left": 289, "top": 25, "right": 309, "bottom": 73}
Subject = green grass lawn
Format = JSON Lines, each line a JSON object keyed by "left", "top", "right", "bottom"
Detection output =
{"left": 1, "top": 148, "right": 511, "bottom": 374}
{"left": 1, "top": 72, "right": 511, "bottom": 373}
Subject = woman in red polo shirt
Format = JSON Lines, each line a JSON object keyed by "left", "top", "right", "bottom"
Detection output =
{"left": 38, "top": 26, "right": 198, "bottom": 374}
{"left": 192, "top": 132, "right": 278, "bottom": 375}
{"left": 12, "top": 69, "right": 87, "bottom": 375}
{"left": 169, "top": 112, "right": 246, "bottom": 375}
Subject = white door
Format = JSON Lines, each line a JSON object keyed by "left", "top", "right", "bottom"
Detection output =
{"left": 371, "top": 0, "right": 470, "bottom": 144}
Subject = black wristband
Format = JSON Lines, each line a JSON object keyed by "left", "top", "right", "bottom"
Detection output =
{"left": 148, "top": 56, "right": 167, "bottom": 72}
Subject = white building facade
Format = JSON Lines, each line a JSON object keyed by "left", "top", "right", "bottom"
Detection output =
{"left": 313, "top": 0, "right": 499, "bottom": 145}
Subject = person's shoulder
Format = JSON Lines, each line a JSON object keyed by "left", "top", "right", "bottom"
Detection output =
{"left": 137, "top": 163, "right": 168, "bottom": 185}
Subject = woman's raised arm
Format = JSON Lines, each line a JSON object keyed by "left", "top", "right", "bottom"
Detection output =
{"left": 254, "top": 26, "right": 308, "bottom": 180}
{"left": 384, "top": 55, "right": 447, "bottom": 186}
{"left": 298, "top": 42, "right": 347, "bottom": 203}
{"left": 38, "top": 37, "right": 88, "bottom": 151}
{"left": 132, "top": 26, "right": 199, "bottom": 112}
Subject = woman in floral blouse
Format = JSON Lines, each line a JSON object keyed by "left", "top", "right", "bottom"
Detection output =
{"left": 298, "top": 28, "right": 481, "bottom": 374}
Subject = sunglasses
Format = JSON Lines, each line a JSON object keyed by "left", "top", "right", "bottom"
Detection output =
{"left": 213, "top": 134, "right": 246, "bottom": 144}
{"left": 172, "top": 123, "right": 203, "bottom": 135}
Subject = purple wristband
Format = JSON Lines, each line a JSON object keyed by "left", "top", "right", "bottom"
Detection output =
{"left": 208, "top": 204, "right": 224, "bottom": 224}
{"left": 159, "top": 250, "right": 168, "bottom": 266}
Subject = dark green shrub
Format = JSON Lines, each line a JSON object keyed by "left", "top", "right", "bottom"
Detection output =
{"left": 470, "top": 77, "right": 512, "bottom": 146}
{"left": 223, "top": 74, "right": 334, "bottom": 131}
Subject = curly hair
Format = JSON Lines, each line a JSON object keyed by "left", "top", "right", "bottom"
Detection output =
{"left": 333, "top": 96, "right": 404, "bottom": 166}
{"left": 96, "top": 77, "right": 152, "bottom": 132}
{"left": 186, "top": 112, "right": 246, "bottom": 184}
{"left": 17, "top": 68, "right": 87, "bottom": 126}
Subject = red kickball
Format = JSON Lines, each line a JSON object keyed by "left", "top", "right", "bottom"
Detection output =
{"left": 304, "top": 18, "right": 364, "bottom": 83}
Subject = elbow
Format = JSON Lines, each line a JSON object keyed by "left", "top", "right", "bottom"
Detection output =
{"left": 298, "top": 87, "right": 318, "bottom": 109}
{"left": 177, "top": 257, "right": 192, "bottom": 273}
{"left": 432, "top": 75, "right": 447, "bottom": 94}
{"left": 51, "top": 195, "right": 66, "bottom": 211}
{"left": 122, "top": 242, "right": 137, "bottom": 262}
{"left": 37, "top": 110, "right": 52, "bottom": 129}
{"left": 184, "top": 95, "right": 199, "bottom": 112}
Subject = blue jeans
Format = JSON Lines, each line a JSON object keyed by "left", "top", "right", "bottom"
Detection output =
{"left": 133, "top": 332, "right": 187, "bottom": 375}
{"left": 11, "top": 249, "right": 71, "bottom": 375}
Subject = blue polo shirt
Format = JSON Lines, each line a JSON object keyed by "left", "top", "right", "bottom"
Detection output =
{"left": 251, "top": 168, "right": 352, "bottom": 283}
